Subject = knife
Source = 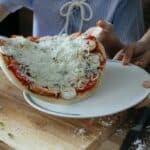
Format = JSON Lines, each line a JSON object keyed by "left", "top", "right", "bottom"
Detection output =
{"left": 120, "top": 107, "right": 150, "bottom": 150}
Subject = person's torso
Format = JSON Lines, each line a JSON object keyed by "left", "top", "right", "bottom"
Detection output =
{"left": 31, "top": 0, "right": 121, "bottom": 36}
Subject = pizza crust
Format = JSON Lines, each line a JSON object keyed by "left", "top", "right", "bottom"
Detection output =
{"left": 0, "top": 37, "right": 106, "bottom": 105}
{"left": 27, "top": 76, "right": 102, "bottom": 105}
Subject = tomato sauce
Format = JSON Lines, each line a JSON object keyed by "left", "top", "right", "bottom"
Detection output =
{"left": 7, "top": 57, "right": 30, "bottom": 86}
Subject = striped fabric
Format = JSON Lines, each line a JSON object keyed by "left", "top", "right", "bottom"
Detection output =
{"left": 0, "top": 0, "right": 144, "bottom": 44}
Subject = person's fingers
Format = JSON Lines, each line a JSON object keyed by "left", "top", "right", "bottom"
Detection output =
{"left": 133, "top": 51, "right": 150, "bottom": 68}
{"left": 97, "top": 29, "right": 109, "bottom": 41}
{"left": 84, "top": 27, "right": 104, "bottom": 40}
{"left": 84, "top": 26, "right": 111, "bottom": 43}
{"left": 114, "top": 45, "right": 136, "bottom": 65}
{"left": 134, "top": 61, "right": 144, "bottom": 66}
{"left": 11, "top": 35, "right": 17, "bottom": 38}
{"left": 143, "top": 80, "right": 150, "bottom": 88}
{"left": 113, "top": 49, "right": 125, "bottom": 61}
{"left": 122, "top": 45, "right": 135, "bottom": 65}
{"left": 132, "top": 58, "right": 146, "bottom": 68}
{"left": 96, "top": 20, "right": 113, "bottom": 32}
{"left": 70, "top": 32, "right": 81, "bottom": 39}
{"left": 27, "top": 36, "right": 39, "bottom": 42}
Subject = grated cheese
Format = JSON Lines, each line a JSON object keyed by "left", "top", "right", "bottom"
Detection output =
{"left": 0, "top": 35, "right": 100, "bottom": 100}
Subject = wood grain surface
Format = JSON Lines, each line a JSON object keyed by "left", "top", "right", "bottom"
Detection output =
{"left": 0, "top": 70, "right": 127, "bottom": 150}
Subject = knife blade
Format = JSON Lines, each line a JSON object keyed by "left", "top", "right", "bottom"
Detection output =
{"left": 120, "top": 107, "right": 150, "bottom": 150}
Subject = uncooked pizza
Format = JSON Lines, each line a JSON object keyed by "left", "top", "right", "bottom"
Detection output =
{"left": 0, "top": 32, "right": 106, "bottom": 104}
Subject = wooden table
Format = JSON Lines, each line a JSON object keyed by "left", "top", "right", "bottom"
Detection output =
{"left": 0, "top": 70, "right": 129, "bottom": 150}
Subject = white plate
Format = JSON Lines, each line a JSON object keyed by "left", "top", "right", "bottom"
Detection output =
{"left": 23, "top": 60, "right": 150, "bottom": 118}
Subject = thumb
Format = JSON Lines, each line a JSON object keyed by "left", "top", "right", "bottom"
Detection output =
{"left": 96, "top": 20, "right": 113, "bottom": 32}
{"left": 143, "top": 80, "right": 150, "bottom": 88}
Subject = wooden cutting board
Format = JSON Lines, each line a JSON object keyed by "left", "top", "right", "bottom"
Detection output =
{"left": 0, "top": 70, "right": 127, "bottom": 150}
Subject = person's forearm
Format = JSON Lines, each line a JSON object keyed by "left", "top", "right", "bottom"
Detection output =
{"left": 0, "top": 5, "right": 9, "bottom": 22}
{"left": 138, "top": 28, "right": 150, "bottom": 50}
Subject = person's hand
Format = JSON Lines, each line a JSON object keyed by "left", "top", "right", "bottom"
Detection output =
{"left": 113, "top": 42, "right": 150, "bottom": 68}
{"left": 85, "top": 20, "right": 124, "bottom": 57}
{"left": 143, "top": 80, "right": 150, "bottom": 88}
{"left": 135, "top": 81, "right": 150, "bottom": 109}
{"left": 134, "top": 81, "right": 150, "bottom": 108}
{"left": 113, "top": 43, "right": 150, "bottom": 108}
{"left": 85, "top": 20, "right": 113, "bottom": 40}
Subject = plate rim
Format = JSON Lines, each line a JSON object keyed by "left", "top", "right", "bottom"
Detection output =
{"left": 23, "top": 92, "right": 149, "bottom": 119}
{"left": 22, "top": 60, "right": 150, "bottom": 118}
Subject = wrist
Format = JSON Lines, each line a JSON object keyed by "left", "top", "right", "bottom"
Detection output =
{"left": 138, "top": 31, "right": 150, "bottom": 51}
{"left": 136, "top": 40, "right": 150, "bottom": 52}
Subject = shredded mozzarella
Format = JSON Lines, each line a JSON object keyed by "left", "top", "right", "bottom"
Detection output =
{"left": 0, "top": 35, "right": 100, "bottom": 100}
